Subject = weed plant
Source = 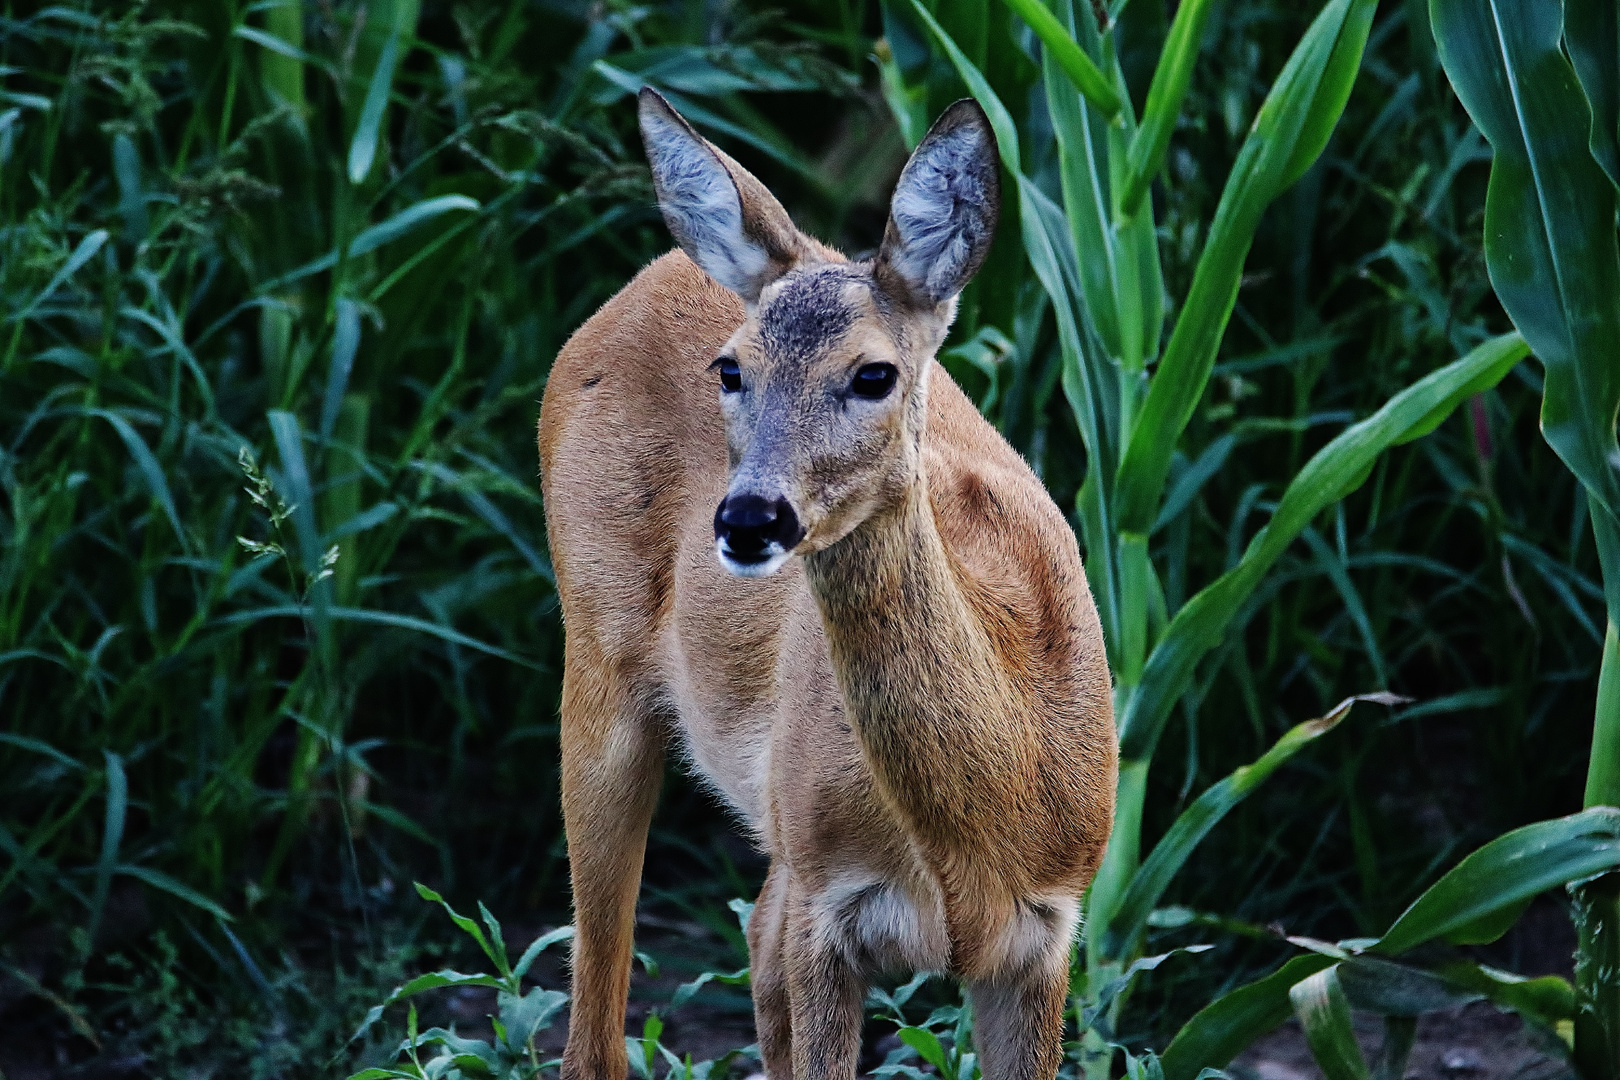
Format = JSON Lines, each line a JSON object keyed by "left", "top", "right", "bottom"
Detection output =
{"left": 0, "top": 0, "right": 1607, "bottom": 1075}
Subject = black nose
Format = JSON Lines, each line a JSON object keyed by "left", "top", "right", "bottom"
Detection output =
{"left": 714, "top": 493, "right": 803, "bottom": 563}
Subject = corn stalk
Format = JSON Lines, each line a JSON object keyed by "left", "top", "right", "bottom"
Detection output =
{"left": 1426, "top": 1, "right": 1620, "bottom": 1074}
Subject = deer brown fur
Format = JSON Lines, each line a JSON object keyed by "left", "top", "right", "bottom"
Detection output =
{"left": 537, "top": 90, "right": 1117, "bottom": 1080}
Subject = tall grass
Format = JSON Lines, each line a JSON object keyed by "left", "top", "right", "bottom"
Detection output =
{"left": 0, "top": 0, "right": 876, "bottom": 1070}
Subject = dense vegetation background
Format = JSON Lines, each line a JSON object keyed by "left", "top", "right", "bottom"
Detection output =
{"left": 0, "top": 0, "right": 1598, "bottom": 1076}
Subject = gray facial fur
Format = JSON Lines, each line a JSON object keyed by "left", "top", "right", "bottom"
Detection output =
{"left": 759, "top": 265, "right": 859, "bottom": 361}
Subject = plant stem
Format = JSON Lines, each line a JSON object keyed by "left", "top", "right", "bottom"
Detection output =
{"left": 1587, "top": 621, "right": 1620, "bottom": 810}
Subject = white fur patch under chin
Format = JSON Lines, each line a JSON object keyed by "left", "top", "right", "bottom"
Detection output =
{"left": 888, "top": 125, "right": 990, "bottom": 302}
{"left": 642, "top": 110, "right": 769, "bottom": 296}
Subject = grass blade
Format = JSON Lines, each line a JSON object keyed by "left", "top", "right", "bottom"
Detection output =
{"left": 320, "top": 299, "right": 361, "bottom": 443}
{"left": 1120, "top": 0, "right": 1219, "bottom": 217}
{"left": 998, "top": 0, "right": 1121, "bottom": 118}
{"left": 349, "top": 31, "right": 400, "bottom": 184}
{"left": 88, "top": 750, "right": 126, "bottom": 940}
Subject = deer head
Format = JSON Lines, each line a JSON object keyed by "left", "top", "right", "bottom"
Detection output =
{"left": 638, "top": 88, "right": 1000, "bottom": 577}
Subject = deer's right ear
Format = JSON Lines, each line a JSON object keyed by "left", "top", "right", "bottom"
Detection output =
{"left": 639, "top": 88, "right": 800, "bottom": 302}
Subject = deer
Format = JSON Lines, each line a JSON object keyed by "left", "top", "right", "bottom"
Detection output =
{"left": 537, "top": 89, "right": 1117, "bottom": 1080}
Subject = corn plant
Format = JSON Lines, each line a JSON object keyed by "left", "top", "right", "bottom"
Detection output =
{"left": 885, "top": 0, "right": 1620, "bottom": 1073}
{"left": 1427, "top": 0, "right": 1620, "bottom": 1075}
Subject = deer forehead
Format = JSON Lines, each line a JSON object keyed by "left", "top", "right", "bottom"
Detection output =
{"left": 749, "top": 264, "right": 887, "bottom": 366}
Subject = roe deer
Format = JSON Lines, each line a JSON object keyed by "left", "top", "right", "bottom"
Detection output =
{"left": 537, "top": 90, "right": 1116, "bottom": 1080}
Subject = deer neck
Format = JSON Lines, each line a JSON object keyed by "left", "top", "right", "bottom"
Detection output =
{"left": 802, "top": 474, "right": 1013, "bottom": 837}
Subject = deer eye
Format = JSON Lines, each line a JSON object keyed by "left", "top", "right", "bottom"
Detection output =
{"left": 850, "top": 363, "right": 898, "bottom": 400}
{"left": 717, "top": 358, "right": 742, "bottom": 394}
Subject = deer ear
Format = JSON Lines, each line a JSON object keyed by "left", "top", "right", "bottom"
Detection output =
{"left": 876, "top": 100, "right": 1000, "bottom": 306}
{"left": 639, "top": 88, "right": 800, "bottom": 302}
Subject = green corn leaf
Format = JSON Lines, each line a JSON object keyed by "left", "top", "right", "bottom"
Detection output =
{"left": 1044, "top": 0, "right": 1125, "bottom": 364}
{"left": 998, "top": 0, "right": 1121, "bottom": 118}
{"left": 898, "top": 1026, "right": 952, "bottom": 1074}
{"left": 1160, "top": 954, "right": 1338, "bottom": 1080}
{"left": 1118, "top": 332, "right": 1528, "bottom": 761}
{"left": 1278, "top": 0, "right": 1378, "bottom": 190}
{"left": 1430, "top": 0, "right": 1620, "bottom": 537}
{"left": 1042, "top": 0, "right": 1162, "bottom": 380}
{"left": 1435, "top": 960, "right": 1576, "bottom": 1032}
{"left": 1589, "top": 622, "right": 1620, "bottom": 810}
{"left": 348, "top": 971, "right": 509, "bottom": 1043}
{"left": 1082, "top": 943, "right": 1215, "bottom": 1030}
{"left": 1102, "top": 693, "right": 1403, "bottom": 959}
{"left": 1120, "top": 0, "right": 1219, "bottom": 217}
{"left": 498, "top": 986, "right": 567, "bottom": 1051}
{"left": 1114, "top": 0, "right": 1376, "bottom": 539}
{"left": 1564, "top": 0, "right": 1619, "bottom": 190}
{"left": 413, "top": 882, "right": 500, "bottom": 970}
{"left": 1290, "top": 966, "right": 1371, "bottom": 1080}
{"left": 671, "top": 966, "right": 750, "bottom": 1008}
{"left": 1374, "top": 806, "right": 1620, "bottom": 956}
{"left": 1333, "top": 955, "right": 1482, "bottom": 1015}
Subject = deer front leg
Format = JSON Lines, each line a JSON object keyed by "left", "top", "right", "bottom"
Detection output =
{"left": 747, "top": 861, "right": 793, "bottom": 1078}
{"left": 559, "top": 668, "right": 664, "bottom": 1080}
{"left": 784, "top": 892, "right": 864, "bottom": 1080}
{"left": 967, "top": 950, "right": 1069, "bottom": 1080}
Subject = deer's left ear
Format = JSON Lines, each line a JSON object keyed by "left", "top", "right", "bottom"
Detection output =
{"left": 639, "top": 88, "right": 801, "bottom": 302}
{"left": 875, "top": 100, "right": 1001, "bottom": 307}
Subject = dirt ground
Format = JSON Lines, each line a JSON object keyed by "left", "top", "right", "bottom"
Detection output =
{"left": 1231, "top": 1003, "right": 1571, "bottom": 1080}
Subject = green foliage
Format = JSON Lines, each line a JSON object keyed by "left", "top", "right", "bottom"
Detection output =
{"left": 346, "top": 885, "right": 571, "bottom": 1080}
{"left": 1428, "top": 0, "right": 1620, "bottom": 1073}
{"left": 1164, "top": 807, "right": 1620, "bottom": 1078}
{"left": 2, "top": 0, "right": 1611, "bottom": 1074}
{"left": 0, "top": 0, "right": 879, "bottom": 1070}
{"left": 888, "top": 0, "right": 1602, "bottom": 1074}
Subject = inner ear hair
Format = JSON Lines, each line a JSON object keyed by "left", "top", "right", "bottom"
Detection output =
{"left": 875, "top": 100, "right": 1000, "bottom": 308}
{"left": 638, "top": 88, "right": 802, "bottom": 300}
